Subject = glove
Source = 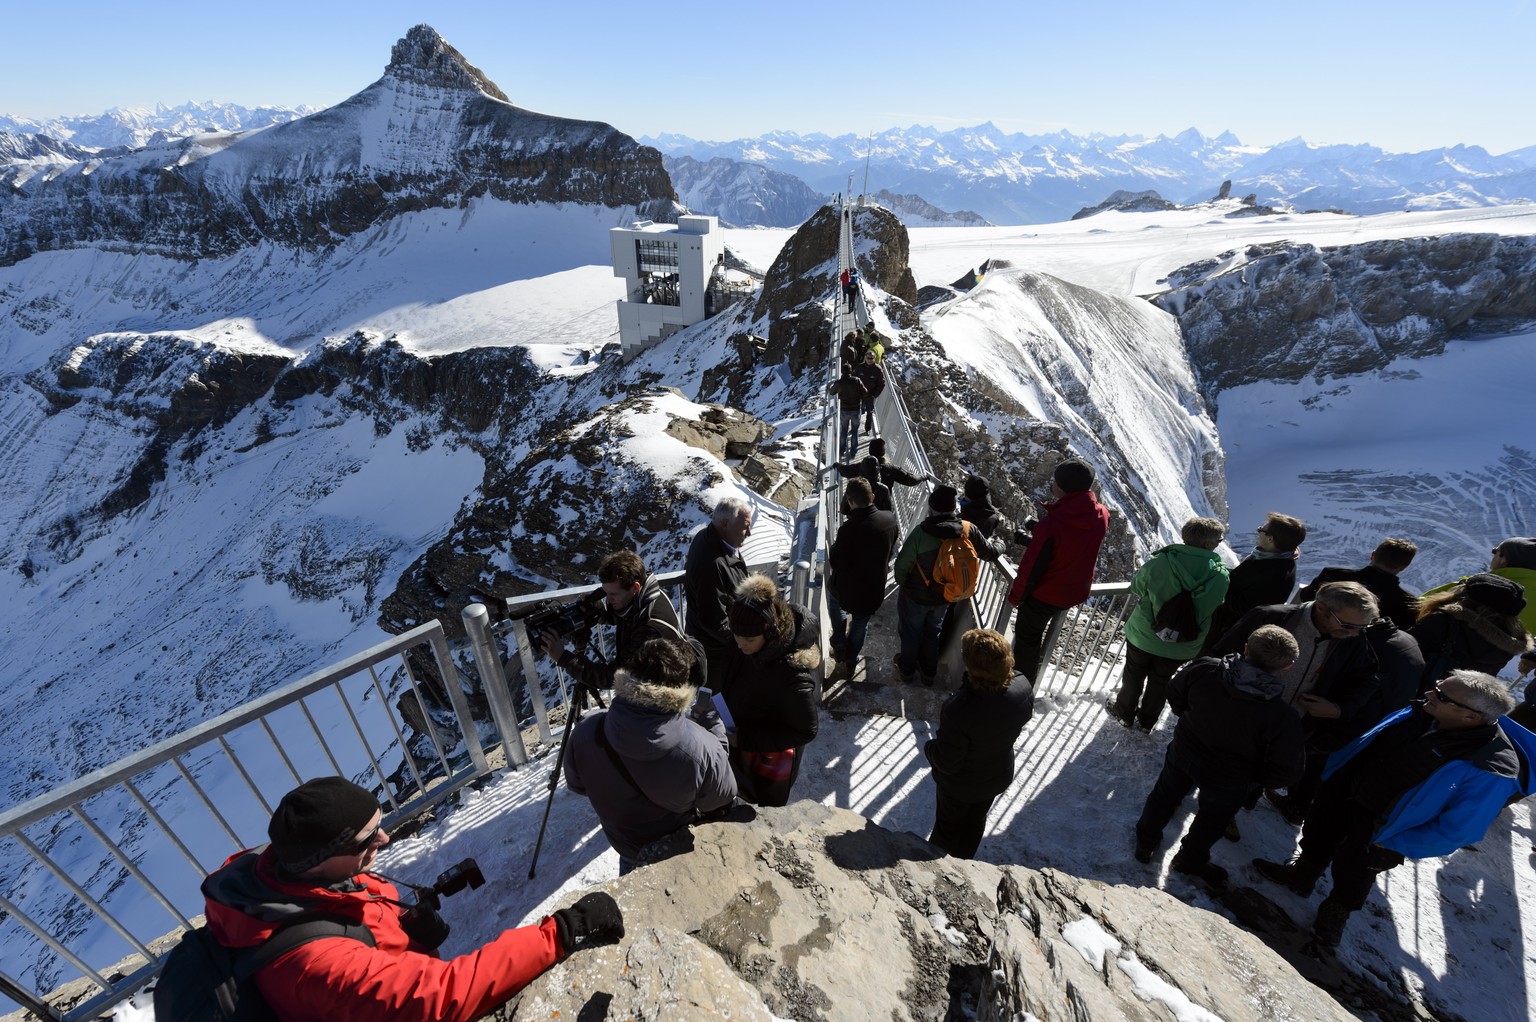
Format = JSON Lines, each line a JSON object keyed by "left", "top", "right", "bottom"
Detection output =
{"left": 551, "top": 892, "right": 624, "bottom": 952}
{"left": 1362, "top": 844, "right": 1404, "bottom": 872}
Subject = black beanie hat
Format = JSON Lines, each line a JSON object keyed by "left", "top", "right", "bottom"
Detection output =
{"left": 1053, "top": 459, "right": 1095, "bottom": 493}
{"left": 963, "top": 476, "right": 990, "bottom": 503}
{"left": 929, "top": 484, "right": 958, "bottom": 513}
{"left": 1497, "top": 537, "right": 1536, "bottom": 570}
{"left": 868, "top": 437, "right": 887, "bottom": 458}
{"left": 268, "top": 777, "right": 380, "bottom": 873}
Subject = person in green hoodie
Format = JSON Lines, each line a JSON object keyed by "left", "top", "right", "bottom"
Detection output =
{"left": 1108, "top": 517, "right": 1230, "bottom": 732}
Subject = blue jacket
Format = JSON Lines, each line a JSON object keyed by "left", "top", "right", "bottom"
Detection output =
{"left": 1324, "top": 707, "right": 1536, "bottom": 858}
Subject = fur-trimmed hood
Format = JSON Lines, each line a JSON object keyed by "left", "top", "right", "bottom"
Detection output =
{"left": 612, "top": 666, "right": 696, "bottom": 716}
{"left": 1440, "top": 598, "right": 1535, "bottom": 656}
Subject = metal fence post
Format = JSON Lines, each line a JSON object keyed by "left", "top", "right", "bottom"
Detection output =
{"left": 506, "top": 619, "right": 554, "bottom": 745}
{"left": 462, "top": 604, "right": 529, "bottom": 767}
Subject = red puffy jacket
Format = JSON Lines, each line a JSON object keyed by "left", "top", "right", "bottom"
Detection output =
{"left": 1007, "top": 489, "right": 1110, "bottom": 609}
{"left": 202, "top": 849, "right": 561, "bottom": 1022}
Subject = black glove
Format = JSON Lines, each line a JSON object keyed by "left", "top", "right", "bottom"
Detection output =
{"left": 1362, "top": 843, "right": 1404, "bottom": 872}
{"left": 551, "top": 892, "right": 624, "bottom": 952}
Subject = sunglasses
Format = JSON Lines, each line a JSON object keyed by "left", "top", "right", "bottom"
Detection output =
{"left": 1428, "top": 685, "right": 1476, "bottom": 713}
{"left": 1324, "top": 606, "right": 1366, "bottom": 633}
{"left": 338, "top": 822, "right": 384, "bottom": 856}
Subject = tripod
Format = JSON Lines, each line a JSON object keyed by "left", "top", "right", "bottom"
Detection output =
{"left": 528, "top": 677, "right": 604, "bottom": 879}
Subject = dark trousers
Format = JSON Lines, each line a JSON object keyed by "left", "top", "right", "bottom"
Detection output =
{"left": 1298, "top": 781, "right": 1402, "bottom": 911}
{"left": 839, "top": 407, "right": 861, "bottom": 456}
{"left": 896, "top": 592, "right": 947, "bottom": 679}
{"left": 1113, "top": 641, "right": 1185, "bottom": 729}
{"left": 699, "top": 638, "right": 729, "bottom": 692}
{"left": 861, "top": 396, "right": 877, "bottom": 433}
{"left": 827, "top": 590, "right": 871, "bottom": 663}
{"left": 930, "top": 782, "right": 996, "bottom": 859}
{"left": 1135, "top": 741, "right": 1251, "bottom": 862}
{"left": 1012, "top": 597, "right": 1063, "bottom": 684}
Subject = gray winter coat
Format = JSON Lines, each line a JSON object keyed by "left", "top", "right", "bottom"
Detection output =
{"left": 565, "top": 667, "right": 736, "bottom": 859}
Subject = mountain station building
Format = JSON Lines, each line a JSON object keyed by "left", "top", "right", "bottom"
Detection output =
{"left": 610, "top": 214, "right": 724, "bottom": 356}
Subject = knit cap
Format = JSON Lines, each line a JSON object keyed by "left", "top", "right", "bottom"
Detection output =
{"left": 1053, "top": 459, "right": 1095, "bottom": 493}
{"left": 929, "top": 485, "right": 958, "bottom": 514}
{"left": 268, "top": 777, "right": 380, "bottom": 873}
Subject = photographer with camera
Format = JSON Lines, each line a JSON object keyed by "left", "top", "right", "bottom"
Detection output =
{"left": 197, "top": 777, "right": 622, "bottom": 1022}
{"left": 538, "top": 550, "right": 695, "bottom": 691}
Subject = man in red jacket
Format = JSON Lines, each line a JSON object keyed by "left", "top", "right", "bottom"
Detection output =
{"left": 1006, "top": 459, "right": 1111, "bottom": 683}
{"left": 201, "top": 777, "right": 623, "bottom": 1022}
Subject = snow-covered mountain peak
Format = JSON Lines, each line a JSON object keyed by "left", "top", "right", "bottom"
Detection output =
{"left": 384, "top": 23, "right": 510, "bottom": 103}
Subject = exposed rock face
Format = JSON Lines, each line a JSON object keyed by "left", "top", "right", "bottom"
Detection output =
{"left": 663, "top": 154, "right": 826, "bottom": 228}
{"left": 870, "top": 189, "right": 993, "bottom": 227}
{"left": 0, "top": 25, "right": 674, "bottom": 266}
{"left": 1157, "top": 232, "right": 1536, "bottom": 403}
{"left": 1071, "top": 188, "right": 1179, "bottom": 220}
{"left": 510, "top": 802, "right": 1356, "bottom": 1022}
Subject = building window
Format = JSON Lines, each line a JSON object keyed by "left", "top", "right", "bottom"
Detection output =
{"left": 636, "top": 239, "right": 680, "bottom": 306}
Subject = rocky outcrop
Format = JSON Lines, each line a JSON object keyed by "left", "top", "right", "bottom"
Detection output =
{"left": 510, "top": 801, "right": 1357, "bottom": 1022}
{"left": 870, "top": 189, "right": 993, "bottom": 227}
{"left": 1071, "top": 188, "right": 1179, "bottom": 220}
{"left": 0, "top": 25, "right": 674, "bottom": 266}
{"left": 1157, "top": 232, "right": 1536, "bottom": 403}
{"left": 663, "top": 154, "right": 825, "bottom": 227}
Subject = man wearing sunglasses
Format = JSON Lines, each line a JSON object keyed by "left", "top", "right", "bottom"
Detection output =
{"left": 198, "top": 777, "right": 623, "bottom": 1022}
{"left": 1253, "top": 670, "right": 1534, "bottom": 952}
{"left": 1209, "top": 582, "right": 1385, "bottom": 824}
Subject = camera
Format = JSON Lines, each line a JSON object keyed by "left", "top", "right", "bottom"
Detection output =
{"left": 513, "top": 588, "right": 607, "bottom": 643}
{"left": 397, "top": 858, "right": 485, "bottom": 950}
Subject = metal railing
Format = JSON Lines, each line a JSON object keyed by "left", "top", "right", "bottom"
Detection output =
{"left": 0, "top": 622, "right": 490, "bottom": 1022}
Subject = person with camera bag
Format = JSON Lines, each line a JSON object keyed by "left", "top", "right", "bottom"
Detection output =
{"left": 539, "top": 550, "right": 697, "bottom": 690}
{"left": 565, "top": 637, "right": 737, "bottom": 874}
{"left": 191, "top": 777, "right": 622, "bottom": 1022}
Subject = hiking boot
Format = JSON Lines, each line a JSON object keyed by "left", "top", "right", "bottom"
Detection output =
{"left": 828, "top": 660, "right": 852, "bottom": 683}
{"left": 1310, "top": 897, "right": 1353, "bottom": 948}
{"left": 892, "top": 655, "right": 916, "bottom": 685}
{"left": 920, "top": 672, "right": 936, "bottom": 688}
{"left": 1264, "top": 788, "right": 1308, "bottom": 827}
{"left": 1171, "top": 853, "right": 1228, "bottom": 887}
{"left": 1251, "top": 856, "right": 1323, "bottom": 897}
{"left": 1223, "top": 819, "right": 1241, "bottom": 842}
{"left": 1134, "top": 836, "right": 1155, "bottom": 864}
{"left": 1103, "top": 698, "right": 1134, "bottom": 728}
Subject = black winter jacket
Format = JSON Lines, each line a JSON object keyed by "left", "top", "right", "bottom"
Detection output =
{"left": 1411, "top": 599, "right": 1532, "bottom": 691}
{"left": 1203, "top": 556, "right": 1297, "bottom": 653}
{"left": 923, "top": 674, "right": 1034, "bottom": 796}
{"left": 1298, "top": 563, "right": 1419, "bottom": 630}
{"left": 829, "top": 506, "right": 900, "bottom": 615}
{"left": 718, "top": 604, "right": 824, "bottom": 753}
{"left": 684, "top": 524, "right": 748, "bottom": 649}
{"left": 1167, "top": 654, "right": 1305, "bottom": 790}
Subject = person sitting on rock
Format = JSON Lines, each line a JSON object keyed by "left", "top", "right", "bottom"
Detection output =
{"left": 1133, "top": 625, "right": 1302, "bottom": 886}
{"left": 565, "top": 638, "right": 737, "bottom": 875}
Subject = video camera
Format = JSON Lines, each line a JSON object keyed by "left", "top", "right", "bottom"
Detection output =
{"left": 511, "top": 588, "right": 607, "bottom": 643}
{"left": 397, "top": 858, "right": 485, "bottom": 950}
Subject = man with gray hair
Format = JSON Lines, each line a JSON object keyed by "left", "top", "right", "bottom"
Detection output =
{"left": 1210, "top": 581, "right": 1383, "bottom": 824}
{"left": 684, "top": 496, "right": 752, "bottom": 685}
{"left": 1254, "top": 669, "right": 1534, "bottom": 951}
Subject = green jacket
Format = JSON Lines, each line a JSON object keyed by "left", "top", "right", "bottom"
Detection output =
{"left": 1423, "top": 566, "right": 1536, "bottom": 635}
{"left": 1124, "top": 544, "right": 1231, "bottom": 659}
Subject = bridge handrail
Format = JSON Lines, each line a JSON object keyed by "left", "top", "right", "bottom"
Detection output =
{"left": 0, "top": 621, "right": 489, "bottom": 1022}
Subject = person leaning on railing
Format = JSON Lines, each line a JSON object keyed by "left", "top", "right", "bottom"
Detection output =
{"left": 198, "top": 777, "right": 622, "bottom": 1022}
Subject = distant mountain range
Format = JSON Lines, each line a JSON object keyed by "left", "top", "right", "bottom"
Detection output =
{"left": 8, "top": 99, "right": 1536, "bottom": 228}
{"left": 644, "top": 126, "right": 1536, "bottom": 225}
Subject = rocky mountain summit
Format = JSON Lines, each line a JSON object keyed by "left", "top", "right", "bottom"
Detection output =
{"left": 0, "top": 24, "right": 673, "bottom": 265}
{"left": 507, "top": 801, "right": 1359, "bottom": 1022}
{"left": 663, "top": 154, "right": 826, "bottom": 227}
{"left": 1155, "top": 232, "right": 1536, "bottom": 403}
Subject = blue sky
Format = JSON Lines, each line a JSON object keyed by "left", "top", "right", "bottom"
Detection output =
{"left": 5, "top": 0, "right": 1534, "bottom": 154}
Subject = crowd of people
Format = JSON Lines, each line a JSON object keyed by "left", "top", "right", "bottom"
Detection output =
{"left": 180, "top": 306, "right": 1536, "bottom": 1017}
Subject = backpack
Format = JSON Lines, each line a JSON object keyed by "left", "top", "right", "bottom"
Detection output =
{"left": 916, "top": 521, "right": 981, "bottom": 603}
{"left": 1152, "top": 587, "right": 1200, "bottom": 643}
{"left": 153, "top": 916, "right": 375, "bottom": 1022}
